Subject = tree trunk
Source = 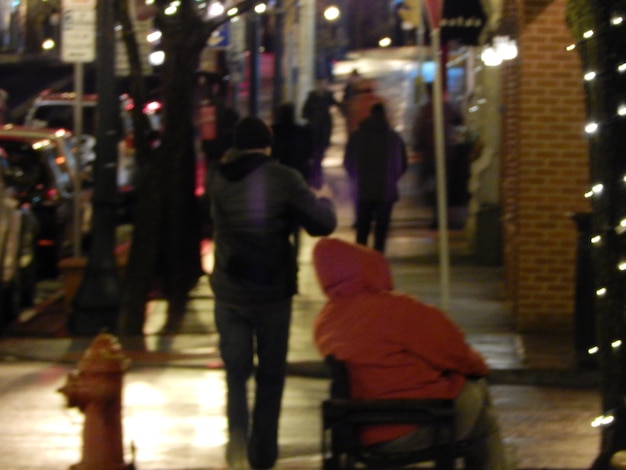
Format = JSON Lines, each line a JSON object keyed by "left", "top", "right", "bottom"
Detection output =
{"left": 116, "top": 0, "right": 257, "bottom": 334}
{"left": 567, "top": 1, "right": 626, "bottom": 467}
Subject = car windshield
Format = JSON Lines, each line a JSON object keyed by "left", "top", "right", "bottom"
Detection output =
{"left": 0, "top": 140, "right": 73, "bottom": 195}
{"left": 32, "top": 104, "right": 98, "bottom": 136}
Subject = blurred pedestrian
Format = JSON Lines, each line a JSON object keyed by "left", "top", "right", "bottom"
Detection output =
{"left": 344, "top": 78, "right": 381, "bottom": 134}
{"left": 342, "top": 68, "right": 362, "bottom": 105}
{"left": 412, "top": 82, "right": 464, "bottom": 228}
{"left": 0, "top": 89, "right": 8, "bottom": 124}
{"left": 206, "top": 116, "right": 337, "bottom": 469}
{"left": 272, "top": 102, "right": 315, "bottom": 255}
{"left": 302, "top": 78, "right": 342, "bottom": 188}
{"left": 272, "top": 102, "right": 313, "bottom": 183}
{"left": 344, "top": 103, "right": 407, "bottom": 253}
{"left": 313, "top": 237, "right": 512, "bottom": 470}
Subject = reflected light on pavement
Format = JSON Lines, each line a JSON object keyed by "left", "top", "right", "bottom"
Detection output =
{"left": 125, "top": 382, "right": 167, "bottom": 405}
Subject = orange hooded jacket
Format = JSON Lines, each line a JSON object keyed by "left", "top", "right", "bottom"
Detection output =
{"left": 312, "top": 238, "right": 488, "bottom": 446}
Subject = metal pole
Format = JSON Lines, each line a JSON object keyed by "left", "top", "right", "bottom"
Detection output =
{"left": 72, "top": 62, "right": 84, "bottom": 257}
{"left": 296, "top": 0, "right": 314, "bottom": 113}
{"left": 248, "top": 13, "right": 260, "bottom": 117}
{"left": 431, "top": 27, "right": 450, "bottom": 311}
{"left": 272, "top": 0, "right": 284, "bottom": 119}
{"left": 71, "top": 0, "right": 121, "bottom": 335}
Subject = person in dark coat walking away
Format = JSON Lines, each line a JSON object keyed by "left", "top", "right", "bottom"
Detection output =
{"left": 344, "top": 102, "right": 408, "bottom": 253}
{"left": 412, "top": 82, "right": 464, "bottom": 228}
{"left": 271, "top": 102, "right": 313, "bottom": 183}
{"left": 206, "top": 116, "right": 337, "bottom": 469}
{"left": 272, "top": 102, "right": 316, "bottom": 255}
{"left": 302, "top": 78, "right": 342, "bottom": 188}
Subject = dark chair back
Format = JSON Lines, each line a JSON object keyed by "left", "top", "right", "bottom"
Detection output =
{"left": 321, "top": 355, "right": 470, "bottom": 469}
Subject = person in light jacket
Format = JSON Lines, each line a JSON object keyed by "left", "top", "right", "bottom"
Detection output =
{"left": 313, "top": 237, "right": 511, "bottom": 470}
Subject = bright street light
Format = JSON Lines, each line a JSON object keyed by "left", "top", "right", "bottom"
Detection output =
{"left": 324, "top": 5, "right": 340, "bottom": 22}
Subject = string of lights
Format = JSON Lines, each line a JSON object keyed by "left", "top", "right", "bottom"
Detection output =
{"left": 566, "top": 2, "right": 626, "bottom": 461}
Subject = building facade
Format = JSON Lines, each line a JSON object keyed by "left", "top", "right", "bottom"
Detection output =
{"left": 501, "top": 0, "right": 590, "bottom": 332}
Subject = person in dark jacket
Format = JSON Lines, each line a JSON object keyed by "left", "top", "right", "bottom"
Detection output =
{"left": 272, "top": 102, "right": 315, "bottom": 255}
{"left": 271, "top": 102, "right": 313, "bottom": 183}
{"left": 206, "top": 116, "right": 337, "bottom": 469}
{"left": 302, "top": 78, "right": 342, "bottom": 188}
{"left": 344, "top": 102, "right": 408, "bottom": 253}
{"left": 412, "top": 82, "right": 465, "bottom": 228}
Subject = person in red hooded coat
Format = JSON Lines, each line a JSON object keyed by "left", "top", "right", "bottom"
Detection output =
{"left": 313, "top": 237, "right": 511, "bottom": 469}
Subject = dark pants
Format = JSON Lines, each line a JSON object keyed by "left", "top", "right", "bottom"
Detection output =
{"left": 214, "top": 298, "right": 292, "bottom": 469}
{"left": 355, "top": 200, "right": 394, "bottom": 253}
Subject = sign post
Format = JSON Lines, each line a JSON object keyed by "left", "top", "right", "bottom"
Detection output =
{"left": 61, "top": 0, "right": 96, "bottom": 257}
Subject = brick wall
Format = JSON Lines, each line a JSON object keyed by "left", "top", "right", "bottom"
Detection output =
{"left": 502, "top": 0, "right": 590, "bottom": 332}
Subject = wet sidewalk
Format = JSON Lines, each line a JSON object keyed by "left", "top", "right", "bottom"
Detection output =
{"left": 0, "top": 221, "right": 602, "bottom": 470}
{"left": 0, "top": 61, "right": 603, "bottom": 468}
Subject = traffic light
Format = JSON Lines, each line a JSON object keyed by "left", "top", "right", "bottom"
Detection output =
{"left": 398, "top": 0, "right": 422, "bottom": 28}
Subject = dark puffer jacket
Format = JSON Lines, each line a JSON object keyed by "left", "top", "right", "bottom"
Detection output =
{"left": 207, "top": 149, "right": 337, "bottom": 305}
{"left": 343, "top": 113, "right": 407, "bottom": 202}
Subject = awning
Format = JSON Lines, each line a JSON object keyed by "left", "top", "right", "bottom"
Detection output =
{"left": 441, "top": 0, "right": 488, "bottom": 45}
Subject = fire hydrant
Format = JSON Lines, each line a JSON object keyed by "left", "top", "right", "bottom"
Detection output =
{"left": 58, "top": 333, "right": 133, "bottom": 470}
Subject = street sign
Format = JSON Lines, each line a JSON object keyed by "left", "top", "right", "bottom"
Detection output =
{"left": 61, "top": 7, "right": 96, "bottom": 63}
{"left": 63, "top": 0, "right": 96, "bottom": 8}
{"left": 208, "top": 24, "right": 229, "bottom": 48}
{"left": 115, "top": 19, "right": 153, "bottom": 76}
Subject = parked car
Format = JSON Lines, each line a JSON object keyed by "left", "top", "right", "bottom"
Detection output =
{"left": 0, "top": 126, "right": 90, "bottom": 278}
{"left": 0, "top": 124, "right": 86, "bottom": 188}
{"left": 24, "top": 92, "right": 97, "bottom": 171}
{"left": 24, "top": 91, "right": 162, "bottom": 188}
{"left": 0, "top": 148, "right": 37, "bottom": 326}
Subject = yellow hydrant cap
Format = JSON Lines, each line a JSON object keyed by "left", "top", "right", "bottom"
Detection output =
{"left": 611, "top": 450, "right": 626, "bottom": 469}
{"left": 78, "top": 333, "right": 131, "bottom": 373}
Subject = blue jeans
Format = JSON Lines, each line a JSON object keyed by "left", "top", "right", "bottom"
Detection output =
{"left": 214, "top": 298, "right": 292, "bottom": 468}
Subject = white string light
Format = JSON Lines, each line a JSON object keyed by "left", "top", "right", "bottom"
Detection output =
{"left": 571, "top": 10, "right": 626, "bottom": 440}
{"left": 585, "top": 122, "right": 599, "bottom": 134}
{"left": 592, "top": 414, "right": 615, "bottom": 428}
{"left": 584, "top": 71, "right": 597, "bottom": 81}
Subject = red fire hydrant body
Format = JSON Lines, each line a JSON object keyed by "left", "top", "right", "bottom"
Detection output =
{"left": 59, "top": 333, "right": 133, "bottom": 470}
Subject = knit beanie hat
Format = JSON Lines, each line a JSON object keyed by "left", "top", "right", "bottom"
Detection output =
{"left": 234, "top": 116, "right": 273, "bottom": 150}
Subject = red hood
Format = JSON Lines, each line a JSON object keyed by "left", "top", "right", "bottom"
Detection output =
{"left": 312, "top": 238, "right": 393, "bottom": 298}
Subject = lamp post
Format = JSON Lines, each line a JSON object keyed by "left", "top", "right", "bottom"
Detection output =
{"left": 248, "top": 4, "right": 263, "bottom": 116}
{"left": 71, "top": 0, "right": 121, "bottom": 335}
{"left": 318, "top": 5, "right": 341, "bottom": 80}
{"left": 272, "top": 0, "right": 284, "bottom": 118}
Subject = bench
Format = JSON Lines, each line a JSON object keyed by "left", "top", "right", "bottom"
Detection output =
{"left": 321, "top": 355, "right": 471, "bottom": 469}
